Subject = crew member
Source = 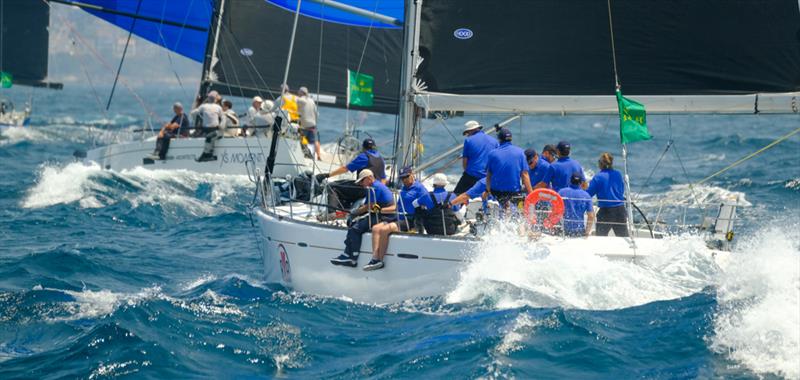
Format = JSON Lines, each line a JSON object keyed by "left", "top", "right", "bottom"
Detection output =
{"left": 415, "top": 173, "right": 460, "bottom": 235}
{"left": 149, "top": 102, "right": 189, "bottom": 160}
{"left": 297, "top": 86, "right": 321, "bottom": 160}
{"left": 454, "top": 120, "right": 498, "bottom": 194}
{"left": 222, "top": 99, "right": 240, "bottom": 137}
{"left": 541, "top": 144, "right": 557, "bottom": 163}
{"left": 558, "top": 172, "right": 595, "bottom": 237}
{"left": 244, "top": 96, "right": 265, "bottom": 136}
{"left": 525, "top": 148, "right": 550, "bottom": 188}
{"left": 485, "top": 128, "right": 533, "bottom": 208}
{"left": 331, "top": 169, "right": 394, "bottom": 268}
{"left": 318, "top": 138, "right": 386, "bottom": 211}
{"left": 450, "top": 177, "right": 488, "bottom": 207}
{"left": 280, "top": 84, "right": 300, "bottom": 124}
{"left": 366, "top": 167, "right": 428, "bottom": 271}
{"left": 190, "top": 93, "right": 224, "bottom": 162}
{"left": 586, "top": 152, "right": 628, "bottom": 237}
{"left": 543, "top": 141, "right": 585, "bottom": 191}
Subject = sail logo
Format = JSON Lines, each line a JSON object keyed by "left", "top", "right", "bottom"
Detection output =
{"left": 278, "top": 244, "right": 292, "bottom": 283}
{"left": 453, "top": 28, "right": 473, "bottom": 40}
{"left": 239, "top": 48, "right": 253, "bottom": 57}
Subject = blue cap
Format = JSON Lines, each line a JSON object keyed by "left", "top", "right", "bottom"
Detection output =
{"left": 524, "top": 148, "right": 537, "bottom": 163}
{"left": 398, "top": 166, "right": 413, "bottom": 178}
{"left": 557, "top": 141, "right": 571, "bottom": 151}
{"left": 570, "top": 171, "right": 583, "bottom": 184}
{"left": 498, "top": 128, "right": 512, "bottom": 141}
{"left": 362, "top": 138, "right": 376, "bottom": 150}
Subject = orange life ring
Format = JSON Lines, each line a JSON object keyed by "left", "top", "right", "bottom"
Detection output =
{"left": 523, "top": 188, "right": 565, "bottom": 228}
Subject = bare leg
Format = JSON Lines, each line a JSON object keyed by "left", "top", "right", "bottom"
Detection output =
{"left": 377, "top": 223, "right": 399, "bottom": 260}
{"left": 371, "top": 223, "right": 385, "bottom": 258}
{"left": 315, "top": 141, "right": 322, "bottom": 161}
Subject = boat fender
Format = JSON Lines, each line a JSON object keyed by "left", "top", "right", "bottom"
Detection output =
{"left": 523, "top": 188, "right": 565, "bottom": 228}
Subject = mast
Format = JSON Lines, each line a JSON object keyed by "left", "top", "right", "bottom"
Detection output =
{"left": 198, "top": 0, "right": 225, "bottom": 98}
{"left": 396, "top": 0, "right": 421, "bottom": 172}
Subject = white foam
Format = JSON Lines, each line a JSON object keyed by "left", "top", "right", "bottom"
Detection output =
{"left": 57, "top": 286, "right": 161, "bottom": 321}
{"left": 22, "top": 162, "right": 108, "bottom": 209}
{"left": 446, "top": 224, "right": 722, "bottom": 310}
{"left": 711, "top": 225, "right": 800, "bottom": 379}
{"left": 0, "top": 126, "right": 48, "bottom": 145}
{"left": 638, "top": 184, "right": 751, "bottom": 209}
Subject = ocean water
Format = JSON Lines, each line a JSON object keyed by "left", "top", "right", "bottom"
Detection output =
{"left": 1, "top": 86, "right": 798, "bottom": 379}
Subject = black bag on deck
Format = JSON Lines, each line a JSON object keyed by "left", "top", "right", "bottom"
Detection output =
{"left": 420, "top": 191, "right": 460, "bottom": 235}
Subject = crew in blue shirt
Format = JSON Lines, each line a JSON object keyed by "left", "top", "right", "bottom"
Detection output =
{"left": 319, "top": 138, "right": 387, "bottom": 211}
{"left": 365, "top": 167, "right": 429, "bottom": 271}
{"left": 525, "top": 148, "right": 551, "bottom": 188}
{"left": 415, "top": 173, "right": 459, "bottom": 211}
{"left": 450, "top": 177, "right": 492, "bottom": 207}
{"left": 331, "top": 169, "right": 394, "bottom": 268}
{"left": 454, "top": 120, "right": 499, "bottom": 194}
{"left": 543, "top": 141, "right": 585, "bottom": 191}
{"left": 586, "top": 152, "right": 628, "bottom": 237}
{"left": 485, "top": 128, "right": 532, "bottom": 207}
{"left": 557, "top": 172, "right": 595, "bottom": 237}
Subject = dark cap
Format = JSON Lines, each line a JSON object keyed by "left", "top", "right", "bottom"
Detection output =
{"left": 524, "top": 148, "right": 538, "bottom": 163}
{"left": 557, "top": 141, "right": 571, "bottom": 151}
{"left": 570, "top": 171, "right": 583, "bottom": 185}
{"left": 398, "top": 166, "right": 413, "bottom": 178}
{"left": 362, "top": 138, "right": 376, "bottom": 150}
{"left": 497, "top": 128, "right": 513, "bottom": 142}
{"left": 542, "top": 144, "right": 557, "bottom": 156}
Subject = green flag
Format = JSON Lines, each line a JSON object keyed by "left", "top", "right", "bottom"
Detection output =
{"left": 347, "top": 70, "right": 373, "bottom": 107}
{"left": 0, "top": 71, "right": 12, "bottom": 88}
{"left": 616, "top": 89, "right": 651, "bottom": 144}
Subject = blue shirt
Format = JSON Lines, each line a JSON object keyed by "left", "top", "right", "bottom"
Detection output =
{"left": 416, "top": 187, "right": 460, "bottom": 212}
{"left": 462, "top": 130, "right": 499, "bottom": 178}
{"left": 528, "top": 157, "right": 551, "bottom": 187}
{"left": 346, "top": 150, "right": 386, "bottom": 179}
{"left": 366, "top": 181, "right": 394, "bottom": 207}
{"left": 396, "top": 180, "right": 428, "bottom": 220}
{"left": 558, "top": 185, "right": 593, "bottom": 234}
{"left": 465, "top": 178, "right": 487, "bottom": 199}
{"left": 544, "top": 157, "right": 585, "bottom": 191}
{"left": 486, "top": 142, "right": 527, "bottom": 192}
{"left": 586, "top": 169, "right": 625, "bottom": 208}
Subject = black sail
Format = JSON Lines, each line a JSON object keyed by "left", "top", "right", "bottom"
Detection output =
{"left": 207, "top": 0, "right": 404, "bottom": 114}
{"left": 417, "top": 0, "right": 800, "bottom": 96}
{"left": 0, "top": 0, "right": 59, "bottom": 88}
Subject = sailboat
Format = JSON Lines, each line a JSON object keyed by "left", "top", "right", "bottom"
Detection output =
{"left": 249, "top": 0, "right": 800, "bottom": 304}
{"left": 0, "top": 0, "right": 62, "bottom": 128}
{"left": 62, "top": 0, "right": 402, "bottom": 178}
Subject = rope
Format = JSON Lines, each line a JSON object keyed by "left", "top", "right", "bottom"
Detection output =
{"left": 696, "top": 125, "right": 800, "bottom": 185}
{"left": 634, "top": 139, "right": 672, "bottom": 200}
{"left": 606, "top": 0, "right": 620, "bottom": 87}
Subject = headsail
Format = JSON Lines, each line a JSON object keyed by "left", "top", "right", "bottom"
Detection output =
{"left": 0, "top": 0, "right": 61, "bottom": 89}
{"left": 414, "top": 0, "right": 800, "bottom": 114}
{"left": 68, "top": 0, "right": 212, "bottom": 62}
{"left": 205, "top": 0, "right": 404, "bottom": 114}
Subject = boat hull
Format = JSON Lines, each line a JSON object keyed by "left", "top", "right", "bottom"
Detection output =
{"left": 83, "top": 134, "right": 335, "bottom": 177}
{"left": 253, "top": 208, "right": 718, "bottom": 304}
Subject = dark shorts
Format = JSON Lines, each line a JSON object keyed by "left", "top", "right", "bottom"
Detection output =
{"left": 383, "top": 216, "right": 415, "bottom": 232}
{"left": 454, "top": 172, "right": 480, "bottom": 194}
{"left": 301, "top": 127, "right": 317, "bottom": 144}
{"left": 490, "top": 190, "right": 524, "bottom": 208}
{"left": 596, "top": 205, "right": 628, "bottom": 237}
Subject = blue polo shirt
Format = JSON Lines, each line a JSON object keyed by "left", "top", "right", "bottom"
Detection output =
{"left": 366, "top": 181, "right": 394, "bottom": 207}
{"left": 462, "top": 130, "right": 499, "bottom": 178}
{"left": 395, "top": 180, "right": 428, "bottom": 220}
{"left": 465, "top": 178, "right": 487, "bottom": 199}
{"left": 544, "top": 157, "right": 585, "bottom": 191}
{"left": 416, "top": 187, "right": 460, "bottom": 212}
{"left": 486, "top": 142, "right": 527, "bottom": 192}
{"left": 558, "top": 185, "right": 593, "bottom": 234}
{"left": 528, "top": 157, "right": 551, "bottom": 187}
{"left": 587, "top": 169, "right": 625, "bottom": 208}
{"left": 346, "top": 150, "right": 386, "bottom": 179}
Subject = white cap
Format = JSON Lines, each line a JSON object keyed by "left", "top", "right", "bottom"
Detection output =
{"left": 298, "top": 86, "right": 309, "bottom": 96}
{"left": 356, "top": 169, "right": 374, "bottom": 184}
{"left": 463, "top": 120, "right": 482, "bottom": 134}
{"left": 252, "top": 96, "right": 263, "bottom": 103}
{"left": 173, "top": 102, "right": 183, "bottom": 109}
{"left": 261, "top": 100, "right": 274, "bottom": 111}
{"left": 432, "top": 173, "right": 449, "bottom": 187}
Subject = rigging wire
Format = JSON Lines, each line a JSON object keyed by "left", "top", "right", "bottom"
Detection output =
{"left": 106, "top": 0, "right": 143, "bottom": 110}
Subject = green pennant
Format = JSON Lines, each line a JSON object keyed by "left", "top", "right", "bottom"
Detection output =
{"left": 0, "top": 71, "right": 12, "bottom": 88}
{"left": 347, "top": 70, "right": 373, "bottom": 107}
{"left": 616, "top": 89, "right": 651, "bottom": 144}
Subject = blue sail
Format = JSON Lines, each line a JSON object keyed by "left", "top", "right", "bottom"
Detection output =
{"left": 267, "top": 0, "right": 403, "bottom": 28}
{"left": 79, "top": 0, "right": 212, "bottom": 62}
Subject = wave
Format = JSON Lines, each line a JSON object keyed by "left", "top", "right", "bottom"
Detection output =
{"left": 21, "top": 162, "right": 252, "bottom": 217}
{"left": 0, "top": 126, "right": 50, "bottom": 146}
{"left": 710, "top": 224, "right": 800, "bottom": 379}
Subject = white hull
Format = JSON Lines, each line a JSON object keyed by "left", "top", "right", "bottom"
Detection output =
{"left": 254, "top": 207, "right": 729, "bottom": 304}
{"left": 83, "top": 134, "right": 341, "bottom": 177}
{"left": 0, "top": 111, "right": 29, "bottom": 127}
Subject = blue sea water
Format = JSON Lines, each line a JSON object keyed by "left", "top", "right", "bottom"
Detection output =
{"left": 1, "top": 86, "right": 798, "bottom": 379}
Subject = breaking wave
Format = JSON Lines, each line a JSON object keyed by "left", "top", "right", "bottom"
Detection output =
{"left": 21, "top": 162, "right": 253, "bottom": 216}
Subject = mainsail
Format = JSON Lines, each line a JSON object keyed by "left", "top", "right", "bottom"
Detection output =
{"left": 0, "top": 0, "right": 61, "bottom": 88}
{"left": 413, "top": 0, "right": 800, "bottom": 114}
{"left": 205, "top": 0, "right": 404, "bottom": 114}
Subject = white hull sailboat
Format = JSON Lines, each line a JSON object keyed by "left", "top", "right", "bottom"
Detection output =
{"left": 245, "top": 0, "right": 798, "bottom": 304}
